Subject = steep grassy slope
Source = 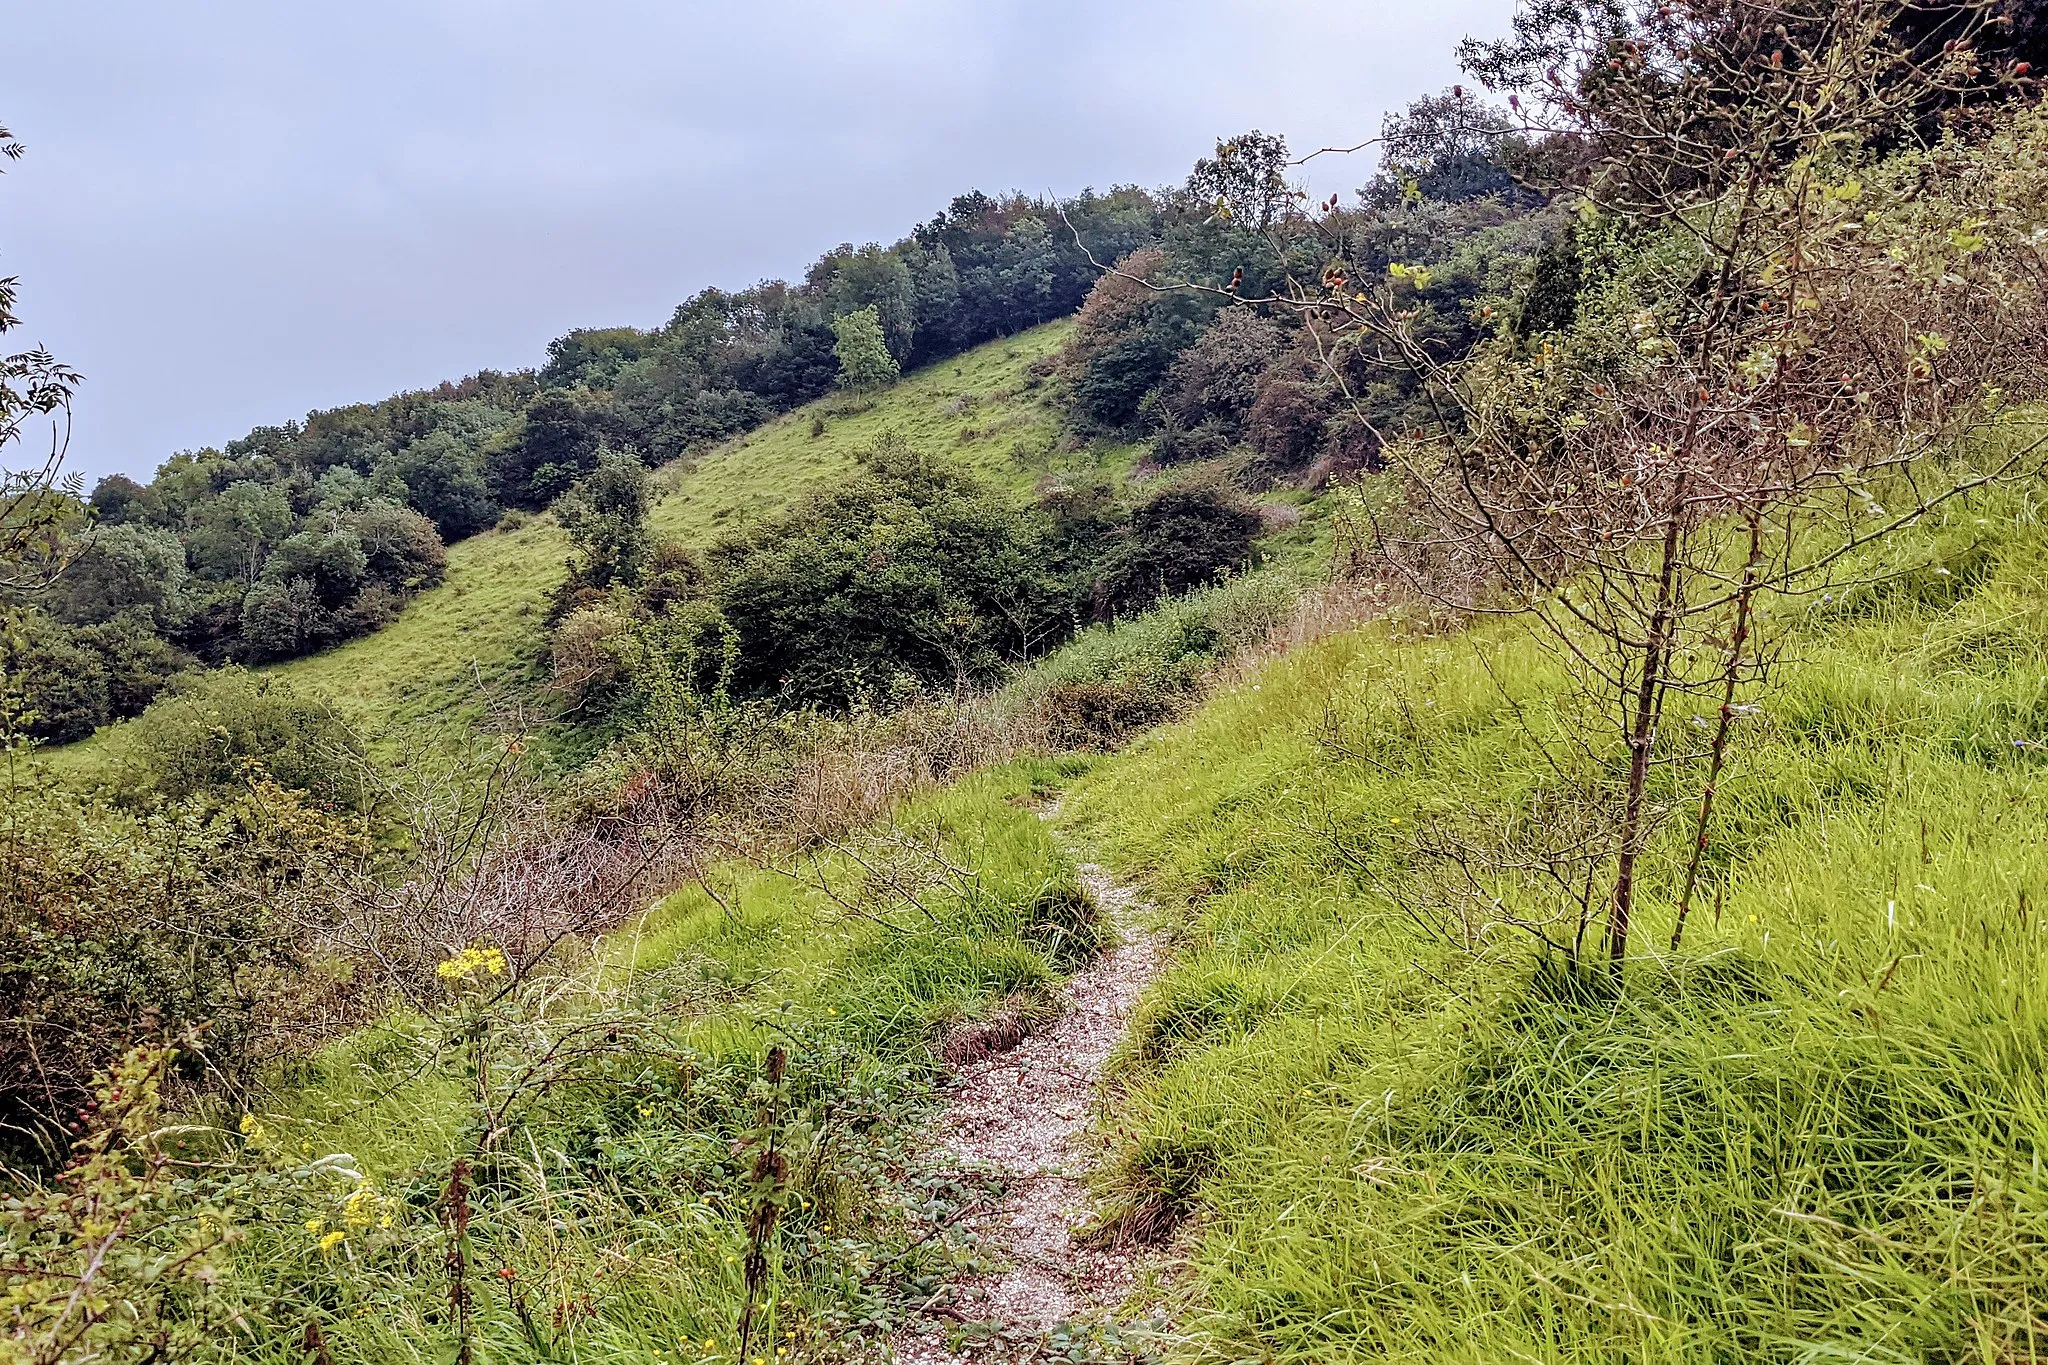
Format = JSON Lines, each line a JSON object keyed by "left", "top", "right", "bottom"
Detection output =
{"left": 52, "top": 322, "right": 1086, "bottom": 774}
{"left": 1056, "top": 497, "right": 2048, "bottom": 1361}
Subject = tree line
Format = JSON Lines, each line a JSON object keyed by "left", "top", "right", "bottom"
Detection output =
{"left": 0, "top": 188, "right": 1165, "bottom": 741}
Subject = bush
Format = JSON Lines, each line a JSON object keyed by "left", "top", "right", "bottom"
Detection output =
{"left": 1056, "top": 248, "right": 1207, "bottom": 433}
{"left": 123, "top": 667, "right": 371, "bottom": 809}
{"left": 710, "top": 437, "right": 1065, "bottom": 705}
{"left": 78, "top": 608, "right": 193, "bottom": 716}
{"left": 1099, "top": 478, "right": 1264, "bottom": 615}
{"left": 348, "top": 499, "right": 447, "bottom": 592}
{"left": 0, "top": 611, "right": 110, "bottom": 743}
{"left": 553, "top": 451, "right": 651, "bottom": 593}
{"left": 1152, "top": 306, "right": 1282, "bottom": 449}
{"left": 0, "top": 770, "right": 363, "bottom": 1168}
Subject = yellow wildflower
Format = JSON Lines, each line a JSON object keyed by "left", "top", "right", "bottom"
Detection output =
{"left": 342, "top": 1181, "right": 381, "bottom": 1228}
{"left": 304, "top": 1218, "right": 324, "bottom": 1234}
{"left": 318, "top": 1230, "right": 346, "bottom": 1254}
{"left": 437, "top": 943, "right": 509, "bottom": 983}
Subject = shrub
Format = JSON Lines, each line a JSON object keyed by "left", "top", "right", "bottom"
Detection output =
{"left": 1152, "top": 306, "right": 1282, "bottom": 448}
{"left": 549, "top": 598, "right": 636, "bottom": 706}
{"left": 347, "top": 498, "right": 447, "bottom": 592}
{"left": 1098, "top": 478, "right": 1264, "bottom": 615}
{"left": 123, "top": 667, "right": 370, "bottom": 809}
{"left": 710, "top": 437, "right": 1065, "bottom": 705}
{"left": 553, "top": 451, "right": 652, "bottom": 592}
{"left": 0, "top": 610, "right": 111, "bottom": 743}
{"left": 0, "top": 769, "right": 364, "bottom": 1167}
{"left": 78, "top": 608, "right": 193, "bottom": 717}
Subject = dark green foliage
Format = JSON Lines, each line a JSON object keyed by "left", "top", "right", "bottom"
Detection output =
{"left": 234, "top": 500, "right": 443, "bottom": 661}
{"left": 540, "top": 325, "right": 654, "bottom": 390}
{"left": 1151, "top": 308, "right": 1283, "bottom": 461}
{"left": 1058, "top": 248, "right": 1211, "bottom": 434}
{"left": 1048, "top": 115, "right": 1553, "bottom": 476}
{"left": 1099, "top": 480, "right": 1263, "bottom": 615}
{"left": 2, "top": 610, "right": 110, "bottom": 743}
{"left": 816, "top": 245, "right": 918, "bottom": 360}
{"left": 553, "top": 452, "right": 651, "bottom": 592}
{"left": 491, "top": 389, "right": 621, "bottom": 508}
{"left": 384, "top": 428, "right": 501, "bottom": 539}
{"left": 1185, "top": 130, "right": 1294, "bottom": 233}
{"left": 1514, "top": 221, "right": 1583, "bottom": 338}
{"left": 76, "top": 610, "right": 192, "bottom": 716}
{"left": 46, "top": 522, "right": 188, "bottom": 626}
{"left": 708, "top": 439, "right": 1066, "bottom": 705}
{"left": 123, "top": 667, "right": 370, "bottom": 809}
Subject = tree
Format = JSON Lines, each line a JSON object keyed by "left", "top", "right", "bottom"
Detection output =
{"left": 831, "top": 306, "right": 900, "bottom": 394}
{"left": 0, "top": 610, "right": 110, "bottom": 742}
{"left": 48, "top": 522, "right": 188, "bottom": 626}
{"left": 1328, "top": 0, "right": 2048, "bottom": 967}
{"left": 346, "top": 499, "right": 446, "bottom": 592}
{"left": 553, "top": 450, "right": 650, "bottom": 590}
{"left": 0, "top": 124, "right": 81, "bottom": 592}
{"left": 1056, "top": 248, "right": 1208, "bottom": 432}
{"left": 185, "top": 479, "right": 293, "bottom": 585}
{"left": 386, "top": 428, "right": 501, "bottom": 539}
{"left": 1185, "top": 130, "right": 1297, "bottom": 232}
{"left": 820, "top": 245, "right": 918, "bottom": 359}
{"left": 489, "top": 389, "right": 616, "bottom": 508}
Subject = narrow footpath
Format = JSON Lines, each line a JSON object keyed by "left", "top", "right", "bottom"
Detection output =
{"left": 891, "top": 838, "right": 1168, "bottom": 1363}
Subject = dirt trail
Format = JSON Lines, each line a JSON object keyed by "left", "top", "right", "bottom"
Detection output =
{"left": 890, "top": 839, "right": 1167, "bottom": 1363}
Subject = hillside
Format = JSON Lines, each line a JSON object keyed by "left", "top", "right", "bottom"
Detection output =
{"left": 50, "top": 321, "right": 1093, "bottom": 774}
{"left": 73, "top": 491, "right": 2048, "bottom": 1362}
{"left": 17, "top": 7, "right": 2048, "bottom": 1361}
{"left": 1055, "top": 497, "right": 2048, "bottom": 1360}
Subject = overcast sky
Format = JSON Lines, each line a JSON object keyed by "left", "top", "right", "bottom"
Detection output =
{"left": 4, "top": 0, "right": 1515, "bottom": 483}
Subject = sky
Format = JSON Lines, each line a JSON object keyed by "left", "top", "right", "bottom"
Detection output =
{"left": 4, "top": 0, "right": 1516, "bottom": 483}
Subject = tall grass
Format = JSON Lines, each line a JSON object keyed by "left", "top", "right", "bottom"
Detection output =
{"left": 176, "top": 759, "right": 1093, "bottom": 1362}
{"left": 1061, "top": 491, "right": 2048, "bottom": 1361}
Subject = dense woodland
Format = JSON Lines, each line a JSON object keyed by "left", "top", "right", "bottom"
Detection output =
{"left": 10, "top": 0, "right": 2048, "bottom": 1359}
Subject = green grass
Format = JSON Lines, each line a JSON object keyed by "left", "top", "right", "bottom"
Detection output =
{"left": 646, "top": 319, "right": 1101, "bottom": 544}
{"left": 1056, "top": 492, "right": 2048, "bottom": 1362}
{"left": 49, "top": 323, "right": 1095, "bottom": 776}
{"left": 200, "top": 757, "right": 1093, "bottom": 1361}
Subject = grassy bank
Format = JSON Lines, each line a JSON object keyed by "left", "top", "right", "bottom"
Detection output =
{"left": 195, "top": 758, "right": 1093, "bottom": 1361}
{"left": 1059, "top": 495, "right": 2048, "bottom": 1361}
